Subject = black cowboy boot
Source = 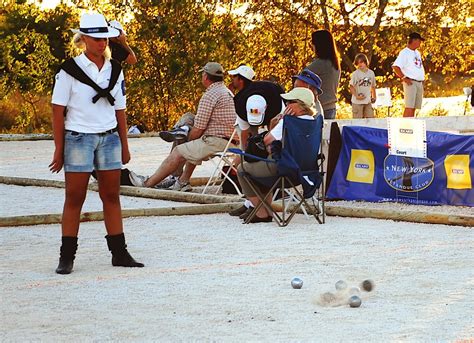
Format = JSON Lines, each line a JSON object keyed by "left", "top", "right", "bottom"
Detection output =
{"left": 105, "top": 233, "right": 144, "bottom": 268}
{"left": 55, "top": 236, "right": 78, "bottom": 274}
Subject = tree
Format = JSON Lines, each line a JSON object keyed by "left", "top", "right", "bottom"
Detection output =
{"left": 0, "top": 28, "right": 58, "bottom": 131}
{"left": 0, "top": 1, "right": 471, "bottom": 133}
{"left": 243, "top": 0, "right": 472, "bottom": 101}
{"left": 0, "top": 2, "right": 78, "bottom": 132}
{"left": 123, "top": 1, "right": 247, "bottom": 131}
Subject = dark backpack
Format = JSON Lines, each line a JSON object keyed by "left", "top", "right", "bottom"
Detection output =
{"left": 91, "top": 168, "right": 133, "bottom": 186}
{"left": 234, "top": 81, "right": 285, "bottom": 127}
{"left": 244, "top": 131, "right": 269, "bottom": 163}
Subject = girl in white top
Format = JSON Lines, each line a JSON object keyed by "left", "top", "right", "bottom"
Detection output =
{"left": 50, "top": 13, "right": 143, "bottom": 274}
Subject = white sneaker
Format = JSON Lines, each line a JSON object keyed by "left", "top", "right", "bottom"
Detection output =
{"left": 129, "top": 171, "right": 148, "bottom": 187}
{"left": 169, "top": 179, "right": 192, "bottom": 192}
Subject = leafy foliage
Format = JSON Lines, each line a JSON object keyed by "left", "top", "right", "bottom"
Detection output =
{"left": 124, "top": 1, "right": 248, "bottom": 130}
{"left": 0, "top": 0, "right": 471, "bottom": 133}
{"left": 0, "top": 2, "right": 77, "bottom": 132}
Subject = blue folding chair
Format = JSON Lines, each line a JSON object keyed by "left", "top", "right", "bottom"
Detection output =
{"left": 230, "top": 115, "right": 325, "bottom": 227}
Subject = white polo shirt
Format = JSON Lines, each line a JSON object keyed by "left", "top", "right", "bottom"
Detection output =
{"left": 52, "top": 53, "right": 126, "bottom": 133}
{"left": 393, "top": 47, "right": 425, "bottom": 82}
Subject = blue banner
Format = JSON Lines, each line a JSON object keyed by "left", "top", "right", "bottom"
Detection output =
{"left": 327, "top": 126, "right": 474, "bottom": 206}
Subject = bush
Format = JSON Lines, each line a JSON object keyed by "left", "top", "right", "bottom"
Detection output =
{"left": 0, "top": 92, "right": 51, "bottom": 133}
{"left": 428, "top": 104, "right": 448, "bottom": 117}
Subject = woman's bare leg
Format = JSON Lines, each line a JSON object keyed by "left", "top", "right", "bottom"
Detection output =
{"left": 96, "top": 169, "right": 123, "bottom": 236}
{"left": 62, "top": 172, "right": 90, "bottom": 236}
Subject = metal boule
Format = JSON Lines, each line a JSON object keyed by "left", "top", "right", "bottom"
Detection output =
{"left": 349, "top": 295, "right": 362, "bottom": 308}
{"left": 291, "top": 277, "right": 303, "bottom": 289}
{"left": 335, "top": 280, "right": 347, "bottom": 291}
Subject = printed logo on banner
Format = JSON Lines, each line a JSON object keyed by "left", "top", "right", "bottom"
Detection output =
{"left": 383, "top": 155, "right": 434, "bottom": 192}
{"left": 346, "top": 149, "right": 375, "bottom": 184}
{"left": 444, "top": 155, "right": 472, "bottom": 189}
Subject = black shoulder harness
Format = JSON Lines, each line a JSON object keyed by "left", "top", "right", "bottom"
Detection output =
{"left": 58, "top": 58, "right": 122, "bottom": 105}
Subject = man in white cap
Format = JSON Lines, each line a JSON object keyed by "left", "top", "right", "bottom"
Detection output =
{"left": 228, "top": 64, "right": 255, "bottom": 93}
{"left": 108, "top": 20, "right": 137, "bottom": 65}
{"left": 129, "top": 62, "right": 237, "bottom": 191}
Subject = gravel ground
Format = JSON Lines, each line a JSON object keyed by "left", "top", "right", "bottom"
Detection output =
{"left": 1, "top": 215, "right": 473, "bottom": 341}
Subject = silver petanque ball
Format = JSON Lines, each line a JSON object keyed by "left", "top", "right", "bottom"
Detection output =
{"left": 349, "top": 295, "right": 362, "bottom": 308}
{"left": 291, "top": 277, "right": 303, "bottom": 289}
{"left": 335, "top": 280, "right": 347, "bottom": 291}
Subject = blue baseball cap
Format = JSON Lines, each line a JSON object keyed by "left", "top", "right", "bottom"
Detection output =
{"left": 292, "top": 68, "right": 323, "bottom": 95}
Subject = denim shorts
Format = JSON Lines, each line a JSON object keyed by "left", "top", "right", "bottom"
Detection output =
{"left": 63, "top": 131, "right": 122, "bottom": 172}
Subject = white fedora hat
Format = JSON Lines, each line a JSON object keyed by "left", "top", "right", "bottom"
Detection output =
{"left": 71, "top": 13, "right": 120, "bottom": 38}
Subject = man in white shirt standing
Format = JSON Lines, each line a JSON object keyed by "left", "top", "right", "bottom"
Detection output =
{"left": 392, "top": 32, "right": 426, "bottom": 117}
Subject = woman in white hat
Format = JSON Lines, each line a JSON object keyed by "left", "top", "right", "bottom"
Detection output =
{"left": 237, "top": 88, "right": 317, "bottom": 223}
{"left": 49, "top": 13, "right": 143, "bottom": 274}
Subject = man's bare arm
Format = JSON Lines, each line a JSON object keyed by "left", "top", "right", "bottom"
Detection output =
{"left": 188, "top": 127, "right": 205, "bottom": 141}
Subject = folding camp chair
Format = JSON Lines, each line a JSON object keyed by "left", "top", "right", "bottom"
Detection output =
{"left": 373, "top": 87, "right": 392, "bottom": 117}
{"left": 230, "top": 115, "right": 325, "bottom": 227}
{"left": 201, "top": 127, "right": 243, "bottom": 196}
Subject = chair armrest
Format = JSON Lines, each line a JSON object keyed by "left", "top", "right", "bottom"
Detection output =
{"left": 228, "top": 148, "right": 277, "bottom": 163}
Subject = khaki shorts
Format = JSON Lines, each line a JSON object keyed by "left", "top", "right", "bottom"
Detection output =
{"left": 352, "top": 104, "right": 374, "bottom": 119}
{"left": 176, "top": 135, "right": 229, "bottom": 165}
{"left": 237, "top": 161, "right": 278, "bottom": 197}
{"left": 403, "top": 80, "right": 423, "bottom": 109}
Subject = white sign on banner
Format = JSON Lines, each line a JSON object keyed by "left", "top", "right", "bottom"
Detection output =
{"left": 374, "top": 88, "right": 392, "bottom": 108}
{"left": 387, "top": 118, "right": 426, "bottom": 158}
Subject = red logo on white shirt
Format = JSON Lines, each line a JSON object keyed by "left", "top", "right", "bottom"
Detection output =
{"left": 414, "top": 56, "right": 422, "bottom": 68}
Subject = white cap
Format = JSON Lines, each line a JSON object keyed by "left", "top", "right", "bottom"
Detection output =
{"left": 228, "top": 65, "right": 255, "bottom": 81}
{"left": 246, "top": 94, "right": 267, "bottom": 126}
{"left": 109, "top": 20, "right": 126, "bottom": 35}
{"left": 281, "top": 88, "right": 315, "bottom": 107}
{"left": 71, "top": 13, "right": 120, "bottom": 38}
